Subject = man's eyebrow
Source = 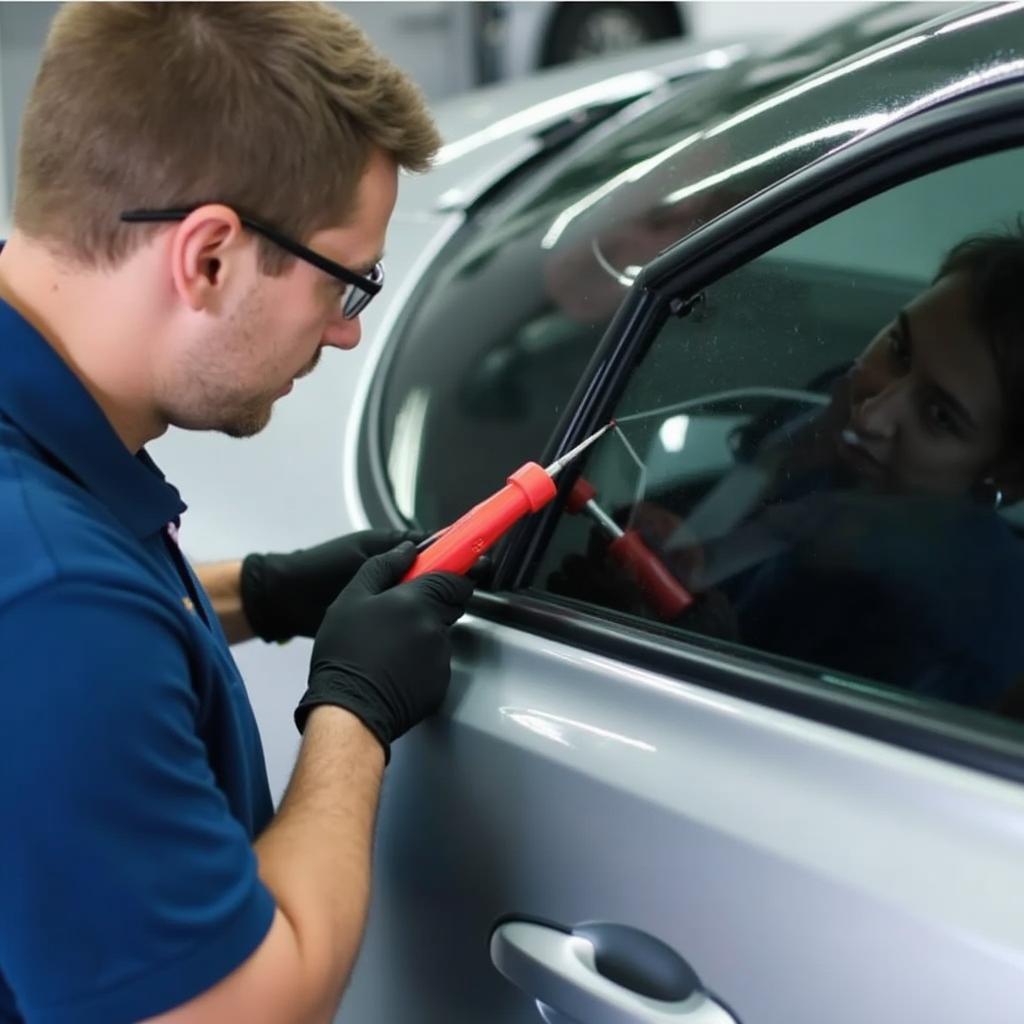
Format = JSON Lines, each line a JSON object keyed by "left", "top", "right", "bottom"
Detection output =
{"left": 899, "top": 310, "right": 979, "bottom": 432}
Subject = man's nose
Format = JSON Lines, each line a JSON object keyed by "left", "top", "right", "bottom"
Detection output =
{"left": 853, "top": 379, "right": 908, "bottom": 439}
{"left": 324, "top": 315, "right": 362, "bottom": 351}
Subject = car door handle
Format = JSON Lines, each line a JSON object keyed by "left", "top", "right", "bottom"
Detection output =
{"left": 491, "top": 919, "right": 740, "bottom": 1024}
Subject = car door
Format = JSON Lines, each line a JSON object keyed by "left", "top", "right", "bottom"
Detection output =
{"left": 340, "top": 48, "right": 1024, "bottom": 1024}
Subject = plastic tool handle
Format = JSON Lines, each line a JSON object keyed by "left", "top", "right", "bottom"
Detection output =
{"left": 403, "top": 463, "right": 557, "bottom": 581}
{"left": 609, "top": 530, "right": 694, "bottom": 618}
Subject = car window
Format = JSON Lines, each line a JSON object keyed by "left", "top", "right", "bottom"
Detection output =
{"left": 373, "top": 3, "right": 957, "bottom": 531}
{"left": 532, "top": 146, "right": 1024, "bottom": 727}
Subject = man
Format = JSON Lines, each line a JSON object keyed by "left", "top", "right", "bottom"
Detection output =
{"left": 0, "top": 4, "right": 472, "bottom": 1022}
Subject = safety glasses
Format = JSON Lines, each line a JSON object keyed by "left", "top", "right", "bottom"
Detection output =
{"left": 120, "top": 207, "right": 384, "bottom": 319}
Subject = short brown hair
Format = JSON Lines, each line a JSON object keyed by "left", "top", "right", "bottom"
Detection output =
{"left": 14, "top": 2, "right": 440, "bottom": 271}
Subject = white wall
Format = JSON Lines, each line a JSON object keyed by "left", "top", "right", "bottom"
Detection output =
{"left": 0, "top": 2, "right": 883, "bottom": 223}
{"left": 0, "top": 2, "right": 480, "bottom": 223}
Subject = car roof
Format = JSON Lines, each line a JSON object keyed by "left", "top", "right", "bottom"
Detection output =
{"left": 487, "top": 2, "right": 1024, "bottom": 285}
{"left": 648, "top": 2, "right": 1022, "bottom": 218}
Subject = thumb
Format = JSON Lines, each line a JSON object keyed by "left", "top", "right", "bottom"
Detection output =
{"left": 348, "top": 541, "right": 417, "bottom": 595}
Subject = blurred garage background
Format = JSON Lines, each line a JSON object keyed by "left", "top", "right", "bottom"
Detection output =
{"left": 0, "top": 2, "right": 868, "bottom": 226}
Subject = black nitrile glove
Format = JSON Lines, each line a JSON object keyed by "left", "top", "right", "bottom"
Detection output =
{"left": 295, "top": 542, "right": 475, "bottom": 761}
{"left": 240, "top": 529, "right": 422, "bottom": 642}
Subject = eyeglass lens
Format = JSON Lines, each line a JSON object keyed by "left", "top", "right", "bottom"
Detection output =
{"left": 342, "top": 263, "right": 383, "bottom": 319}
{"left": 343, "top": 286, "right": 372, "bottom": 319}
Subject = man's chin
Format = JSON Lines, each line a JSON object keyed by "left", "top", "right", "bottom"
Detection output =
{"left": 220, "top": 402, "right": 274, "bottom": 438}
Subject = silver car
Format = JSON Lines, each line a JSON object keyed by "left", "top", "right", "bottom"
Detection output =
{"left": 159, "top": 4, "right": 1024, "bottom": 1021}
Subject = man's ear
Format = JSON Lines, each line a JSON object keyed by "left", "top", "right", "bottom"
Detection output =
{"left": 168, "top": 204, "right": 246, "bottom": 312}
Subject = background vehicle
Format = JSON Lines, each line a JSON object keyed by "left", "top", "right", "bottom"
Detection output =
{"left": 478, "top": 1, "right": 691, "bottom": 78}
{"left": 480, "top": 0, "right": 873, "bottom": 79}
{"left": 0, "top": 2, "right": 873, "bottom": 219}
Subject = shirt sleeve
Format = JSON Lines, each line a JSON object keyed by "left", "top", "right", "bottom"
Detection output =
{"left": 0, "top": 577, "right": 276, "bottom": 1024}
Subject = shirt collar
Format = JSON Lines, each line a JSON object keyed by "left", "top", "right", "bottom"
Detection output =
{"left": 0, "top": 298, "right": 186, "bottom": 538}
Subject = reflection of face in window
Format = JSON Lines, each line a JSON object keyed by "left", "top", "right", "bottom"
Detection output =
{"left": 546, "top": 226, "right": 1024, "bottom": 717}
{"left": 838, "top": 271, "right": 1013, "bottom": 500}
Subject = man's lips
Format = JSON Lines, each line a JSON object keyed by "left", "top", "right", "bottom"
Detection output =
{"left": 277, "top": 347, "right": 326, "bottom": 398}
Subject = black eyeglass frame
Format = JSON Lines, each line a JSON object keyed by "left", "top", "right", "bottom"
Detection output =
{"left": 120, "top": 206, "right": 384, "bottom": 319}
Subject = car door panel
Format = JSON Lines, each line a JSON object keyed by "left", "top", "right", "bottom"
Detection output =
{"left": 339, "top": 614, "right": 1024, "bottom": 1023}
{"left": 345, "top": 15, "right": 1024, "bottom": 1020}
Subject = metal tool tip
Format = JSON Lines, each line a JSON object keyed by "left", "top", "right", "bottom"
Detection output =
{"left": 545, "top": 421, "right": 615, "bottom": 476}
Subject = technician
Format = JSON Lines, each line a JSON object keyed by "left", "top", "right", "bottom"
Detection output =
{"left": 0, "top": 4, "right": 471, "bottom": 1022}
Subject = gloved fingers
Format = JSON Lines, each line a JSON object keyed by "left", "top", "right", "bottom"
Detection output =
{"left": 406, "top": 571, "right": 475, "bottom": 624}
{"left": 375, "top": 528, "right": 411, "bottom": 549}
{"left": 238, "top": 553, "right": 275, "bottom": 640}
{"left": 358, "top": 526, "right": 429, "bottom": 548}
{"left": 348, "top": 541, "right": 417, "bottom": 595}
{"left": 351, "top": 527, "right": 428, "bottom": 557}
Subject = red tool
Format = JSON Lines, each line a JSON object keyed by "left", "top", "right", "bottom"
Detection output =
{"left": 403, "top": 423, "right": 615, "bottom": 582}
{"left": 566, "top": 478, "right": 694, "bottom": 619}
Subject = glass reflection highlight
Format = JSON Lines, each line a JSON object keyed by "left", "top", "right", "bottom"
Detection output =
{"left": 663, "top": 116, "right": 886, "bottom": 207}
{"left": 435, "top": 72, "right": 661, "bottom": 166}
{"left": 500, "top": 706, "right": 656, "bottom": 752}
{"left": 541, "top": 131, "right": 702, "bottom": 250}
{"left": 705, "top": 35, "right": 927, "bottom": 140}
{"left": 935, "top": 1, "right": 1024, "bottom": 37}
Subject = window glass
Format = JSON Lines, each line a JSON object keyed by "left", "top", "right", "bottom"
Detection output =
{"left": 534, "top": 147, "right": 1024, "bottom": 724}
{"left": 374, "top": 3, "right": 956, "bottom": 530}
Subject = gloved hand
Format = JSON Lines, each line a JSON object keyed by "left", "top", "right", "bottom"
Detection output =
{"left": 240, "top": 528, "right": 421, "bottom": 642}
{"left": 295, "top": 542, "right": 475, "bottom": 761}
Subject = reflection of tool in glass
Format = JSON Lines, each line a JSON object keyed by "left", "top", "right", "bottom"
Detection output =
{"left": 404, "top": 423, "right": 615, "bottom": 582}
{"left": 566, "top": 477, "right": 694, "bottom": 619}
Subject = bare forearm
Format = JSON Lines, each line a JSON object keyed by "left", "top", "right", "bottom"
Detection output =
{"left": 254, "top": 706, "right": 385, "bottom": 1018}
{"left": 146, "top": 708, "right": 386, "bottom": 1024}
{"left": 195, "top": 560, "right": 255, "bottom": 644}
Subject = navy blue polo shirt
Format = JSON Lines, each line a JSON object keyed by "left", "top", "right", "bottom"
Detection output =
{"left": 0, "top": 299, "right": 276, "bottom": 1022}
